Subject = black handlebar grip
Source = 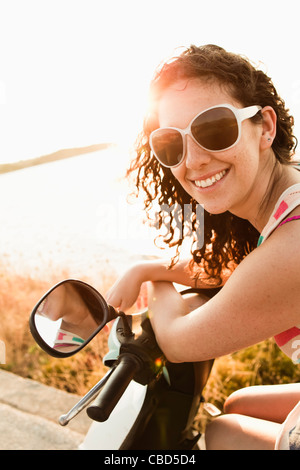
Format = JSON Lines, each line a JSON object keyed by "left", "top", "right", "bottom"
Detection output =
{"left": 86, "top": 354, "right": 141, "bottom": 422}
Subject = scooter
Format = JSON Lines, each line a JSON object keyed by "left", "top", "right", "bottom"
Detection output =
{"left": 29, "top": 279, "right": 220, "bottom": 450}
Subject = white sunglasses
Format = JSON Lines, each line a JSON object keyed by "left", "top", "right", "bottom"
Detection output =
{"left": 149, "top": 103, "right": 262, "bottom": 168}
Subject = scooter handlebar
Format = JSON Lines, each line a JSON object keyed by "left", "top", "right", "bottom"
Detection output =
{"left": 86, "top": 354, "right": 142, "bottom": 422}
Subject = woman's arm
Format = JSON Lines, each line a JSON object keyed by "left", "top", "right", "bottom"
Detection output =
{"left": 106, "top": 257, "right": 220, "bottom": 311}
{"left": 149, "top": 221, "right": 300, "bottom": 363}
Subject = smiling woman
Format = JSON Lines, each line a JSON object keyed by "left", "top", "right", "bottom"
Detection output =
{"left": 155, "top": 80, "right": 270, "bottom": 219}
{"left": 105, "top": 44, "right": 300, "bottom": 450}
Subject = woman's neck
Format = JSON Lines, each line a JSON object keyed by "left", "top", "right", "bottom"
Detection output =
{"left": 251, "top": 158, "right": 300, "bottom": 232}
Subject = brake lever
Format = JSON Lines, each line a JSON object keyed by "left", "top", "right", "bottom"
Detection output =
{"left": 59, "top": 367, "right": 115, "bottom": 426}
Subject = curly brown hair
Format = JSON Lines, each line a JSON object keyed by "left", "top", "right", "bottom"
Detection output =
{"left": 127, "top": 44, "right": 298, "bottom": 284}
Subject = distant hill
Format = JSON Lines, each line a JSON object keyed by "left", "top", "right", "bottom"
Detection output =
{"left": 0, "top": 143, "right": 115, "bottom": 174}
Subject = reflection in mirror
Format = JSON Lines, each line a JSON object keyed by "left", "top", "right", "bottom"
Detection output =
{"left": 34, "top": 281, "right": 109, "bottom": 353}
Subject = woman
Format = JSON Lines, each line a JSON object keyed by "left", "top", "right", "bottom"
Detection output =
{"left": 106, "top": 45, "right": 300, "bottom": 449}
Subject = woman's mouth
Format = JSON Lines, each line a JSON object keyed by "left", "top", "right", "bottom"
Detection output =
{"left": 193, "top": 169, "right": 228, "bottom": 189}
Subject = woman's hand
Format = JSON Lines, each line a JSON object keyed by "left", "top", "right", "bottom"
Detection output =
{"left": 105, "top": 257, "right": 197, "bottom": 313}
{"left": 105, "top": 264, "right": 148, "bottom": 312}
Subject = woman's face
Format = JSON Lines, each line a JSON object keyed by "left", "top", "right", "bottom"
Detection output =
{"left": 157, "top": 79, "right": 264, "bottom": 217}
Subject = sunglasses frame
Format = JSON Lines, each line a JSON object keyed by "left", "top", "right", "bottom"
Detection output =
{"left": 149, "top": 103, "right": 262, "bottom": 168}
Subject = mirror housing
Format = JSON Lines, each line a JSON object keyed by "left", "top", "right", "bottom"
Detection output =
{"left": 29, "top": 279, "right": 118, "bottom": 358}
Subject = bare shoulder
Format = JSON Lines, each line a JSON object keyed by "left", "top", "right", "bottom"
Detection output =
{"left": 209, "top": 214, "right": 300, "bottom": 336}
{"left": 260, "top": 205, "right": 300, "bottom": 273}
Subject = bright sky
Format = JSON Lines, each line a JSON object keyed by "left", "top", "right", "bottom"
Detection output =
{"left": 0, "top": 0, "right": 299, "bottom": 164}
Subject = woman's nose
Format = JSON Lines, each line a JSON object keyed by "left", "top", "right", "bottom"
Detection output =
{"left": 185, "top": 135, "right": 211, "bottom": 169}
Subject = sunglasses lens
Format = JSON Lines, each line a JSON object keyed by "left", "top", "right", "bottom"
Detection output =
{"left": 151, "top": 106, "right": 240, "bottom": 167}
{"left": 191, "top": 107, "right": 238, "bottom": 151}
{"left": 151, "top": 129, "right": 184, "bottom": 167}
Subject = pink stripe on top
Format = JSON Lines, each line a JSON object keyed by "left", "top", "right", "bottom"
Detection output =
{"left": 257, "top": 171, "right": 300, "bottom": 362}
{"left": 274, "top": 327, "right": 300, "bottom": 347}
{"left": 274, "top": 200, "right": 289, "bottom": 219}
{"left": 278, "top": 215, "right": 300, "bottom": 227}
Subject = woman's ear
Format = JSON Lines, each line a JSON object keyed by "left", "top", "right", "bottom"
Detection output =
{"left": 259, "top": 106, "right": 277, "bottom": 150}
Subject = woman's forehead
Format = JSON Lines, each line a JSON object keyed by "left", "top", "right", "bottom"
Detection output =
{"left": 156, "top": 78, "right": 237, "bottom": 127}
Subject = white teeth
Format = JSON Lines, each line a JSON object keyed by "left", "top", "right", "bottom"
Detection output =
{"left": 194, "top": 170, "right": 227, "bottom": 188}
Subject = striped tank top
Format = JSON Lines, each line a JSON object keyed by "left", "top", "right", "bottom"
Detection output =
{"left": 257, "top": 162, "right": 300, "bottom": 363}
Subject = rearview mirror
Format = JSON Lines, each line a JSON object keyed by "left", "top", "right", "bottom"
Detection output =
{"left": 29, "top": 279, "right": 118, "bottom": 357}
